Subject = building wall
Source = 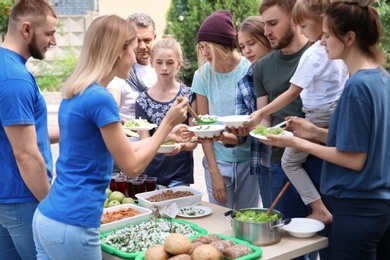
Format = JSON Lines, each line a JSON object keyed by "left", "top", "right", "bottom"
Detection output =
{"left": 23, "top": 0, "right": 171, "bottom": 74}
{"left": 98, "top": 0, "right": 171, "bottom": 40}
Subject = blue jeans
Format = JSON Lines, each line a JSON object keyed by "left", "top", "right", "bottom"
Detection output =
{"left": 270, "top": 155, "right": 333, "bottom": 260}
{"left": 332, "top": 198, "right": 390, "bottom": 260}
{"left": 203, "top": 158, "right": 259, "bottom": 210}
{"left": 0, "top": 201, "right": 38, "bottom": 260}
{"left": 32, "top": 209, "right": 101, "bottom": 260}
{"left": 167, "top": 180, "right": 190, "bottom": 188}
{"left": 257, "top": 164, "right": 272, "bottom": 208}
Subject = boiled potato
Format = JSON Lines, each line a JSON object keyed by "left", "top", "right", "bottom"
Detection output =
{"left": 168, "top": 254, "right": 192, "bottom": 260}
{"left": 164, "top": 233, "right": 192, "bottom": 255}
{"left": 192, "top": 244, "right": 221, "bottom": 260}
{"left": 144, "top": 245, "right": 170, "bottom": 260}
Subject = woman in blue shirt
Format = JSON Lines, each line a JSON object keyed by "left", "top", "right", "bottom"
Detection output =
{"left": 32, "top": 15, "right": 188, "bottom": 260}
{"left": 260, "top": 1, "right": 390, "bottom": 259}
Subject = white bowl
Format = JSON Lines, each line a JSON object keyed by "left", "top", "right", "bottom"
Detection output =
{"left": 283, "top": 218, "right": 325, "bottom": 238}
{"left": 218, "top": 115, "right": 249, "bottom": 128}
{"left": 157, "top": 143, "right": 177, "bottom": 153}
{"left": 135, "top": 186, "right": 203, "bottom": 209}
{"left": 187, "top": 125, "right": 225, "bottom": 138}
{"left": 99, "top": 204, "right": 152, "bottom": 233}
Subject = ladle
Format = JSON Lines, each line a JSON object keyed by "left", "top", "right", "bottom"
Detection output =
{"left": 267, "top": 181, "right": 291, "bottom": 216}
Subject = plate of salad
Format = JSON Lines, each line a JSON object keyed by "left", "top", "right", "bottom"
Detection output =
{"left": 177, "top": 206, "right": 212, "bottom": 218}
{"left": 250, "top": 126, "right": 293, "bottom": 140}
{"left": 123, "top": 118, "right": 157, "bottom": 131}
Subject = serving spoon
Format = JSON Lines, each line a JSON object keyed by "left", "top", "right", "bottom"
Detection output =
{"left": 176, "top": 97, "right": 217, "bottom": 125}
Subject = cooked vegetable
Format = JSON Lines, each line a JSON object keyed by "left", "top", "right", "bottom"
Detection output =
{"left": 234, "top": 210, "right": 280, "bottom": 223}
{"left": 252, "top": 126, "right": 284, "bottom": 136}
{"left": 101, "top": 219, "right": 199, "bottom": 253}
{"left": 195, "top": 125, "right": 210, "bottom": 130}
{"left": 100, "top": 208, "right": 141, "bottom": 224}
{"left": 124, "top": 117, "right": 152, "bottom": 127}
{"left": 179, "top": 207, "right": 205, "bottom": 216}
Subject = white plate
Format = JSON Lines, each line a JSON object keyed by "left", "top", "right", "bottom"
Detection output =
{"left": 177, "top": 206, "right": 212, "bottom": 218}
{"left": 283, "top": 218, "right": 325, "bottom": 238}
{"left": 123, "top": 124, "right": 157, "bottom": 131}
{"left": 187, "top": 125, "right": 226, "bottom": 138}
{"left": 250, "top": 129, "right": 293, "bottom": 140}
{"left": 218, "top": 115, "right": 249, "bottom": 128}
{"left": 157, "top": 143, "right": 177, "bottom": 153}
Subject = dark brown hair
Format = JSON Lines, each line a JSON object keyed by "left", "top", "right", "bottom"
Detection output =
{"left": 9, "top": 0, "right": 57, "bottom": 28}
{"left": 259, "top": 0, "right": 297, "bottom": 16}
{"left": 324, "top": 0, "right": 386, "bottom": 65}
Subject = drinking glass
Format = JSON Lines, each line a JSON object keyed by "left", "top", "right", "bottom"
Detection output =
{"left": 115, "top": 174, "right": 127, "bottom": 196}
{"left": 145, "top": 177, "right": 157, "bottom": 192}
{"left": 109, "top": 173, "right": 120, "bottom": 191}
{"left": 131, "top": 178, "right": 147, "bottom": 196}
{"left": 126, "top": 176, "right": 137, "bottom": 199}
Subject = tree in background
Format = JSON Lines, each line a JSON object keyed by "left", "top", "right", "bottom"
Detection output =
{"left": 376, "top": 0, "right": 390, "bottom": 70}
{"left": 0, "top": 0, "right": 15, "bottom": 41}
{"left": 165, "top": 0, "right": 261, "bottom": 85}
{"left": 166, "top": 0, "right": 390, "bottom": 85}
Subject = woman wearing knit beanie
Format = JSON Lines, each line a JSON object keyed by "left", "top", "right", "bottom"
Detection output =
{"left": 191, "top": 10, "right": 260, "bottom": 209}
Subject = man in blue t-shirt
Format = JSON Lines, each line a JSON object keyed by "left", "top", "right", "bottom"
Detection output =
{"left": 0, "top": 0, "right": 59, "bottom": 259}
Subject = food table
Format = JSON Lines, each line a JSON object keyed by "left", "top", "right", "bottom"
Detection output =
{"left": 101, "top": 201, "right": 328, "bottom": 260}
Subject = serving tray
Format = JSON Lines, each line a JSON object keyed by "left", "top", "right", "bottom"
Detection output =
{"left": 100, "top": 218, "right": 207, "bottom": 259}
{"left": 135, "top": 233, "right": 262, "bottom": 260}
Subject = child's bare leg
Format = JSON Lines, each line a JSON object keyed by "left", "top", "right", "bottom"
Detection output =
{"left": 308, "top": 199, "right": 333, "bottom": 224}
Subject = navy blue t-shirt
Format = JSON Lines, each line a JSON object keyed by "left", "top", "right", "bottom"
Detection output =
{"left": 135, "top": 85, "right": 194, "bottom": 186}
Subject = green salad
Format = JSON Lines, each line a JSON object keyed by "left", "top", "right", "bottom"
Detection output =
{"left": 196, "top": 125, "right": 211, "bottom": 130}
{"left": 252, "top": 126, "right": 284, "bottom": 136}
{"left": 163, "top": 141, "right": 176, "bottom": 145}
{"left": 234, "top": 210, "right": 280, "bottom": 223}
{"left": 124, "top": 117, "right": 151, "bottom": 127}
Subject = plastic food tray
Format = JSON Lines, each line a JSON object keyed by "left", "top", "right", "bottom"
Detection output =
{"left": 99, "top": 204, "right": 152, "bottom": 233}
{"left": 100, "top": 218, "right": 208, "bottom": 259}
{"left": 135, "top": 233, "right": 262, "bottom": 260}
{"left": 135, "top": 186, "right": 203, "bottom": 209}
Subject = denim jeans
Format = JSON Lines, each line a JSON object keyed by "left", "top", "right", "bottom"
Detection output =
{"left": 167, "top": 180, "right": 190, "bottom": 188}
{"left": 270, "top": 155, "right": 333, "bottom": 260}
{"left": 32, "top": 209, "right": 101, "bottom": 260}
{"left": 203, "top": 158, "right": 259, "bottom": 210}
{"left": 257, "top": 164, "right": 272, "bottom": 208}
{"left": 0, "top": 202, "right": 38, "bottom": 260}
{"left": 332, "top": 198, "right": 390, "bottom": 260}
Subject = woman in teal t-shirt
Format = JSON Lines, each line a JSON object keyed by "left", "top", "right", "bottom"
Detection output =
{"left": 191, "top": 10, "right": 259, "bottom": 210}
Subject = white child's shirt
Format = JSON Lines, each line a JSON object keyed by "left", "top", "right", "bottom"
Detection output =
{"left": 290, "top": 41, "right": 348, "bottom": 109}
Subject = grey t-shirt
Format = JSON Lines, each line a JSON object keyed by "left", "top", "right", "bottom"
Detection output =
{"left": 254, "top": 43, "right": 309, "bottom": 162}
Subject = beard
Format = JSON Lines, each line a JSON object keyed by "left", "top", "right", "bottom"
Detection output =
{"left": 271, "top": 25, "right": 294, "bottom": 50}
{"left": 28, "top": 33, "right": 45, "bottom": 60}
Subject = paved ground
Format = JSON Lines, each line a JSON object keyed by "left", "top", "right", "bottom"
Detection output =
{"left": 44, "top": 92, "right": 209, "bottom": 201}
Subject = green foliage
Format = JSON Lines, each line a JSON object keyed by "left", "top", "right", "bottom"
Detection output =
{"left": 165, "top": 0, "right": 261, "bottom": 85}
{"left": 0, "top": 0, "right": 15, "bottom": 35}
{"left": 35, "top": 47, "right": 79, "bottom": 91}
{"left": 376, "top": 0, "right": 390, "bottom": 69}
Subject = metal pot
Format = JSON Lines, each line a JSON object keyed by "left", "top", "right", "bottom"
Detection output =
{"left": 224, "top": 208, "right": 291, "bottom": 246}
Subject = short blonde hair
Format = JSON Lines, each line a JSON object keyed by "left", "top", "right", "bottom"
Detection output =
{"left": 62, "top": 15, "right": 136, "bottom": 99}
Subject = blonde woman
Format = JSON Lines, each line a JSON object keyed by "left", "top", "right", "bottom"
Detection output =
{"left": 191, "top": 10, "right": 259, "bottom": 209}
{"left": 32, "top": 15, "right": 187, "bottom": 259}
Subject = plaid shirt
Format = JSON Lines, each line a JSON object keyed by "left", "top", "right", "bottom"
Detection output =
{"left": 235, "top": 65, "right": 271, "bottom": 175}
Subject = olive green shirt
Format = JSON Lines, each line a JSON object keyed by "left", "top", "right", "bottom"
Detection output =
{"left": 254, "top": 43, "right": 309, "bottom": 162}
